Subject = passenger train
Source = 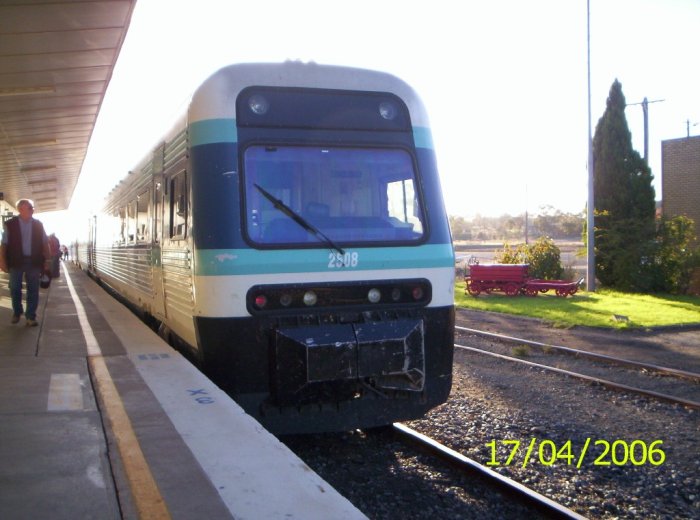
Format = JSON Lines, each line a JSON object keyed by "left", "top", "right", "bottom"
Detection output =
{"left": 78, "top": 62, "right": 455, "bottom": 434}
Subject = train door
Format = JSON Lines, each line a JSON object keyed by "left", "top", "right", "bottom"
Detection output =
{"left": 151, "top": 174, "right": 167, "bottom": 320}
{"left": 160, "top": 168, "right": 196, "bottom": 346}
{"left": 87, "top": 214, "right": 97, "bottom": 271}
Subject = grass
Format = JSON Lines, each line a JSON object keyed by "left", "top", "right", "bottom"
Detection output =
{"left": 455, "top": 281, "right": 700, "bottom": 329}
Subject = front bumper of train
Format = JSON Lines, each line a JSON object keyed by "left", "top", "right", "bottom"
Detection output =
{"left": 194, "top": 306, "right": 454, "bottom": 434}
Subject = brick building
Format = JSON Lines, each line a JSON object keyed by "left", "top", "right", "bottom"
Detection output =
{"left": 661, "top": 135, "right": 700, "bottom": 243}
{"left": 662, "top": 135, "right": 700, "bottom": 294}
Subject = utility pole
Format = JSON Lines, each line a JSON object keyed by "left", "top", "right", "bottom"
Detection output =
{"left": 524, "top": 207, "right": 529, "bottom": 245}
{"left": 524, "top": 184, "right": 529, "bottom": 245}
{"left": 687, "top": 119, "right": 699, "bottom": 137}
{"left": 627, "top": 97, "right": 664, "bottom": 164}
{"left": 586, "top": 0, "right": 595, "bottom": 292}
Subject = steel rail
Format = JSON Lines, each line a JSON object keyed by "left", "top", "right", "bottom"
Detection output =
{"left": 455, "top": 343, "right": 700, "bottom": 410}
{"left": 455, "top": 325, "right": 700, "bottom": 382}
{"left": 392, "top": 423, "right": 588, "bottom": 520}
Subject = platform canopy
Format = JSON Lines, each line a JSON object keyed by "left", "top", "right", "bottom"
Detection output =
{"left": 0, "top": 0, "right": 136, "bottom": 213}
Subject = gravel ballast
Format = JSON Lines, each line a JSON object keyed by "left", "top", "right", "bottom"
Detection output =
{"left": 283, "top": 309, "right": 700, "bottom": 519}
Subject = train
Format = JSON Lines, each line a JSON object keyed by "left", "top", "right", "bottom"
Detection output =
{"left": 76, "top": 61, "right": 455, "bottom": 434}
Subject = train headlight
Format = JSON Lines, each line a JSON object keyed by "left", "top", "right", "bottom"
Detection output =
{"left": 378, "top": 101, "right": 397, "bottom": 120}
{"left": 279, "top": 293, "right": 293, "bottom": 307}
{"left": 248, "top": 95, "right": 269, "bottom": 115}
{"left": 367, "top": 288, "right": 381, "bottom": 303}
{"left": 303, "top": 291, "right": 317, "bottom": 306}
{"left": 391, "top": 287, "right": 402, "bottom": 302}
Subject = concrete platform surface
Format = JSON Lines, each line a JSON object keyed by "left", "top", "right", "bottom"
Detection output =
{"left": 0, "top": 262, "right": 366, "bottom": 519}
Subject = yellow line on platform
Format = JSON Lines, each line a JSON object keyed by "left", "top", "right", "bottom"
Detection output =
{"left": 89, "top": 356, "right": 172, "bottom": 520}
{"left": 65, "top": 266, "right": 170, "bottom": 518}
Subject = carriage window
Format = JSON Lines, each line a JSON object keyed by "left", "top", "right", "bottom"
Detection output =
{"left": 243, "top": 145, "right": 425, "bottom": 246}
{"left": 169, "top": 171, "right": 188, "bottom": 238}
{"left": 116, "top": 207, "right": 126, "bottom": 244}
{"left": 136, "top": 189, "right": 151, "bottom": 242}
{"left": 127, "top": 200, "right": 137, "bottom": 243}
{"left": 154, "top": 181, "right": 162, "bottom": 243}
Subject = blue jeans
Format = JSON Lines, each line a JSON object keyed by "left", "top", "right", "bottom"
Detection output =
{"left": 9, "top": 260, "right": 41, "bottom": 320}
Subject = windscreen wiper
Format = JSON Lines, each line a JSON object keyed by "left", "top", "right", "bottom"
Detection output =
{"left": 254, "top": 183, "right": 346, "bottom": 256}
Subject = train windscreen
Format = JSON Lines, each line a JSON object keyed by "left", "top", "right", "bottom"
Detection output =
{"left": 243, "top": 145, "right": 425, "bottom": 246}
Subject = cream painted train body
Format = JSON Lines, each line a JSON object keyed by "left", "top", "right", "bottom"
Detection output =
{"left": 80, "top": 62, "right": 454, "bottom": 434}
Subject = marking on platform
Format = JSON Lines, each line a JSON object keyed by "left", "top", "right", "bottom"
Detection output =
{"left": 137, "top": 353, "right": 171, "bottom": 361}
{"left": 86, "top": 462, "right": 107, "bottom": 489}
{"left": 90, "top": 356, "right": 172, "bottom": 519}
{"left": 47, "top": 373, "right": 83, "bottom": 411}
{"left": 64, "top": 267, "right": 171, "bottom": 519}
{"left": 187, "top": 388, "right": 214, "bottom": 404}
{"left": 63, "top": 268, "right": 101, "bottom": 357}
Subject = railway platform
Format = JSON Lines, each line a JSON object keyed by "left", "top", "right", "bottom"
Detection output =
{"left": 0, "top": 262, "right": 366, "bottom": 519}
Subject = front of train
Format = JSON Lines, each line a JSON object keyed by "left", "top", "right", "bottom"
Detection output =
{"left": 190, "top": 63, "right": 454, "bottom": 434}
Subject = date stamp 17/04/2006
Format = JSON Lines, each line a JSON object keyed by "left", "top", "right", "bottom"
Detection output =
{"left": 485, "top": 439, "right": 666, "bottom": 469}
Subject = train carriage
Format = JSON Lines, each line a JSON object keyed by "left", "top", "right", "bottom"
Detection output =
{"left": 83, "top": 62, "right": 455, "bottom": 434}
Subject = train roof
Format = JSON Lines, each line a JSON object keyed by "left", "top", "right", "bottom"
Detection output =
{"left": 188, "top": 61, "right": 431, "bottom": 128}
{"left": 105, "top": 62, "right": 432, "bottom": 206}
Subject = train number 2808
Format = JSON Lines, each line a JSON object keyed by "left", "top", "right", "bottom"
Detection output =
{"left": 328, "top": 251, "right": 359, "bottom": 268}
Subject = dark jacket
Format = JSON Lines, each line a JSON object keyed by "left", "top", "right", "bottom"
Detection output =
{"left": 4, "top": 217, "right": 47, "bottom": 269}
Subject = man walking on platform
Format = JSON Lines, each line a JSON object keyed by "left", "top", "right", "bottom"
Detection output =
{"left": 0, "top": 199, "right": 51, "bottom": 326}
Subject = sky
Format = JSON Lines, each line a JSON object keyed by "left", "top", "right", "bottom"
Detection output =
{"left": 41, "top": 0, "right": 700, "bottom": 238}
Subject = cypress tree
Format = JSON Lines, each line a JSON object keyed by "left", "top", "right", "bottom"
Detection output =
{"left": 592, "top": 80, "right": 656, "bottom": 290}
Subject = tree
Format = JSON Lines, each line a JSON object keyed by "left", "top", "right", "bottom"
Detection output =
{"left": 494, "top": 237, "right": 564, "bottom": 280}
{"left": 650, "top": 216, "right": 700, "bottom": 293}
{"left": 449, "top": 215, "right": 471, "bottom": 240}
{"left": 592, "top": 80, "right": 656, "bottom": 291}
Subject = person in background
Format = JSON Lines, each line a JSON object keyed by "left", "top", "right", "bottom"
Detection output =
{"left": 0, "top": 199, "right": 52, "bottom": 326}
{"left": 48, "top": 233, "right": 60, "bottom": 278}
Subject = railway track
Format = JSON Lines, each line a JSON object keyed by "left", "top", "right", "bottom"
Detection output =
{"left": 456, "top": 325, "right": 700, "bottom": 381}
{"left": 283, "top": 324, "right": 699, "bottom": 518}
{"left": 454, "top": 325, "right": 700, "bottom": 409}
{"left": 392, "top": 423, "right": 587, "bottom": 520}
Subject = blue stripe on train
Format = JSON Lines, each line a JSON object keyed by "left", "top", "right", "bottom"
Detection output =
{"left": 194, "top": 244, "right": 454, "bottom": 276}
{"left": 189, "top": 122, "right": 451, "bottom": 250}
{"left": 190, "top": 119, "right": 238, "bottom": 146}
{"left": 189, "top": 117, "right": 432, "bottom": 149}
